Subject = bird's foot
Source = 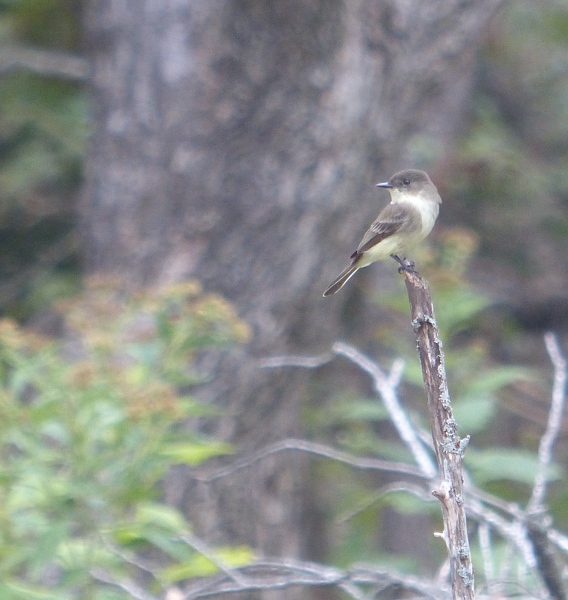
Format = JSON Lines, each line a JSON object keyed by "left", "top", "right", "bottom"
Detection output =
{"left": 390, "top": 254, "right": 417, "bottom": 274}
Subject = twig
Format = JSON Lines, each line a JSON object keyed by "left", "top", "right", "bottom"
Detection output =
{"left": 350, "top": 564, "right": 448, "bottom": 599}
{"left": 182, "top": 558, "right": 354, "bottom": 599}
{"left": 258, "top": 351, "right": 334, "bottom": 369}
{"left": 90, "top": 569, "right": 158, "bottom": 600}
{"left": 103, "top": 538, "right": 162, "bottom": 576}
{"left": 527, "top": 332, "right": 567, "bottom": 514}
{"left": 181, "top": 558, "right": 449, "bottom": 600}
{"left": 191, "top": 437, "right": 426, "bottom": 483}
{"left": 478, "top": 522, "right": 494, "bottom": 585}
{"left": 336, "top": 480, "right": 435, "bottom": 524}
{"left": 523, "top": 333, "right": 568, "bottom": 600}
{"left": 179, "top": 533, "right": 249, "bottom": 587}
{"left": 526, "top": 519, "right": 567, "bottom": 600}
{"left": 466, "top": 494, "right": 537, "bottom": 571}
{"left": 0, "top": 45, "right": 88, "bottom": 80}
{"left": 262, "top": 343, "right": 437, "bottom": 477}
{"left": 332, "top": 341, "right": 437, "bottom": 478}
{"left": 547, "top": 528, "right": 568, "bottom": 554}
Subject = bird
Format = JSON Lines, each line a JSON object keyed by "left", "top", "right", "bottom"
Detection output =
{"left": 323, "top": 169, "right": 441, "bottom": 297}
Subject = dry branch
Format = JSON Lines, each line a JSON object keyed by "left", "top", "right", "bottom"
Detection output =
{"left": 525, "top": 332, "right": 568, "bottom": 600}
{"left": 528, "top": 332, "right": 567, "bottom": 514}
{"left": 192, "top": 331, "right": 568, "bottom": 599}
{"left": 402, "top": 269, "right": 474, "bottom": 599}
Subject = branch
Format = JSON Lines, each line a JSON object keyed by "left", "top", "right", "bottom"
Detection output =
{"left": 477, "top": 522, "right": 494, "bottom": 586}
{"left": 527, "top": 332, "right": 567, "bottom": 514}
{"left": 179, "top": 534, "right": 248, "bottom": 588}
{"left": 525, "top": 519, "right": 567, "bottom": 600}
{"left": 525, "top": 333, "right": 568, "bottom": 600}
{"left": 402, "top": 269, "right": 474, "bottom": 598}
{"left": 0, "top": 46, "right": 88, "bottom": 80}
{"left": 191, "top": 437, "right": 426, "bottom": 483}
{"left": 336, "top": 480, "right": 435, "bottom": 524}
{"left": 262, "top": 343, "right": 437, "bottom": 478}
{"left": 90, "top": 569, "right": 158, "bottom": 600}
{"left": 332, "top": 341, "right": 437, "bottom": 477}
{"left": 258, "top": 351, "right": 333, "bottom": 369}
{"left": 466, "top": 494, "right": 537, "bottom": 571}
{"left": 181, "top": 557, "right": 449, "bottom": 600}
{"left": 227, "top": 332, "right": 568, "bottom": 598}
{"left": 189, "top": 431, "right": 544, "bottom": 581}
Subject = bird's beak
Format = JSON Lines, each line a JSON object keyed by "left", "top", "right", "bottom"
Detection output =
{"left": 376, "top": 181, "right": 392, "bottom": 188}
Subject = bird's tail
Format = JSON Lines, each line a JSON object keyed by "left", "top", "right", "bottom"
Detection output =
{"left": 323, "top": 264, "right": 359, "bottom": 297}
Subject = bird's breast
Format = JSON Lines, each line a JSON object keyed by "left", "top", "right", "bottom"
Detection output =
{"left": 400, "top": 196, "right": 439, "bottom": 237}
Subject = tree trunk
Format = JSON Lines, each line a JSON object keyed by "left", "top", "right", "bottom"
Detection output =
{"left": 81, "top": 0, "right": 505, "bottom": 596}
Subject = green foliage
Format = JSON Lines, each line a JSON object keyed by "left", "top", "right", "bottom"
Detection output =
{"left": 0, "top": 0, "right": 85, "bottom": 211}
{"left": 0, "top": 278, "right": 251, "bottom": 598}
{"left": 447, "top": 0, "right": 568, "bottom": 276}
{"left": 0, "top": 77, "right": 86, "bottom": 204}
{"left": 0, "top": 0, "right": 86, "bottom": 317}
{"left": 160, "top": 545, "right": 253, "bottom": 583}
{"left": 466, "top": 447, "right": 561, "bottom": 486}
{"left": 1, "top": 0, "right": 79, "bottom": 50}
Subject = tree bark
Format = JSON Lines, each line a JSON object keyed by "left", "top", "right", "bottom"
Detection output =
{"left": 81, "top": 1, "right": 505, "bottom": 595}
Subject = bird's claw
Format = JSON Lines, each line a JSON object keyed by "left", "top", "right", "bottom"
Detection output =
{"left": 391, "top": 254, "right": 417, "bottom": 274}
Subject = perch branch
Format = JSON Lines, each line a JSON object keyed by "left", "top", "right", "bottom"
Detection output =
{"left": 402, "top": 269, "right": 474, "bottom": 599}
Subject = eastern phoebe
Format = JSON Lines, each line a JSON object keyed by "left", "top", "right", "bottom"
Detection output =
{"left": 323, "top": 169, "right": 441, "bottom": 297}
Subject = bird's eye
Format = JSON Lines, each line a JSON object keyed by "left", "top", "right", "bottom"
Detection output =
{"left": 403, "top": 178, "right": 410, "bottom": 185}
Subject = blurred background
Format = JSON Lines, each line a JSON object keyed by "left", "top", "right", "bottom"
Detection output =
{"left": 1, "top": 0, "right": 568, "bottom": 598}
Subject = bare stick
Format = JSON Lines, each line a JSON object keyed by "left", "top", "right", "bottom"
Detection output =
{"left": 478, "top": 522, "right": 495, "bottom": 588}
{"left": 525, "top": 519, "right": 567, "bottom": 600}
{"left": 402, "top": 269, "right": 474, "bottom": 599}
{"left": 332, "top": 341, "right": 437, "bottom": 477}
{"left": 526, "top": 333, "right": 567, "bottom": 600}
{"left": 527, "top": 332, "right": 567, "bottom": 513}
{"left": 192, "top": 437, "right": 426, "bottom": 482}
{"left": 181, "top": 558, "right": 449, "bottom": 599}
{"left": 262, "top": 344, "right": 437, "bottom": 476}
{"left": 336, "top": 480, "right": 435, "bottom": 524}
{"left": 525, "top": 332, "right": 568, "bottom": 600}
{"left": 258, "top": 351, "right": 334, "bottom": 369}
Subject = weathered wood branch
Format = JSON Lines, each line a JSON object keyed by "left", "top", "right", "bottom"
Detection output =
{"left": 402, "top": 269, "right": 474, "bottom": 599}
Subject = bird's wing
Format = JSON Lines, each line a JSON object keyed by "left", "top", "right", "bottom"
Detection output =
{"left": 350, "top": 203, "right": 417, "bottom": 259}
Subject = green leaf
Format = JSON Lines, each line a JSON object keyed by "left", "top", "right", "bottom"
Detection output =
{"left": 461, "top": 366, "right": 535, "bottom": 397}
{"left": 434, "top": 287, "right": 491, "bottom": 337}
{"left": 159, "top": 545, "right": 254, "bottom": 582}
{"left": 452, "top": 396, "right": 495, "bottom": 432}
{"left": 56, "top": 538, "right": 115, "bottom": 570}
{"left": 161, "top": 440, "right": 233, "bottom": 465}
{"left": 0, "top": 580, "right": 59, "bottom": 600}
{"left": 135, "top": 502, "right": 189, "bottom": 532}
{"left": 466, "top": 448, "right": 562, "bottom": 485}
